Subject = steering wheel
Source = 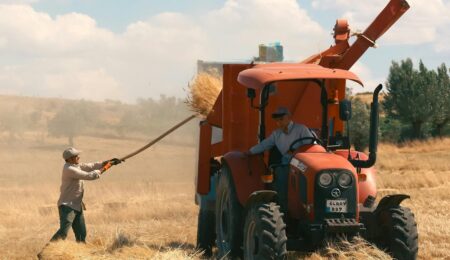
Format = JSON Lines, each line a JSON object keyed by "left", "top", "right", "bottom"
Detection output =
{"left": 289, "top": 137, "right": 323, "bottom": 152}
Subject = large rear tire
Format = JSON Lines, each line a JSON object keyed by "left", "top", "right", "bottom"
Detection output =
{"left": 377, "top": 206, "right": 418, "bottom": 260}
{"left": 216, "top": 165, "right": 243, "bottom": 258}
{"left": 196, "top": 208, "right": 215, "bottom": 257}
{"left": 243, "top": 202, "right": 287, "bottom": 260}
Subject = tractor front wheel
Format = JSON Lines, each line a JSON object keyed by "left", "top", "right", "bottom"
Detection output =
{"left": 243, "top": 202, "right": 287, "bottom": 260}
{"left": 216, "top": 166, "right": 243, "bottom": 258}
{"left": 377, "top": 206, "right": 419, "bottom": 260}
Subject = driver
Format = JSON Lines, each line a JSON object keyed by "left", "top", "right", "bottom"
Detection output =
{"left": 247, "top": 106, "right": 314, "bottom": 163}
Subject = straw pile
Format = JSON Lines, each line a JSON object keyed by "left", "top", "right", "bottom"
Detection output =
{"left": 307, "top": 237, "right": 392, "bottom": 260}
{"left": 38, "top": 231, "right": 200, "bottom": 260}
{"left": 185, "top": 70, "right": 222, "bottom": 117}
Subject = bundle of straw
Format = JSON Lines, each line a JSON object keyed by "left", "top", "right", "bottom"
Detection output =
{"left": 186, "top": 70, "right": 222, "bottom": 117}
{"left": 308, "top": 237, "right": 392, "bottom": 259}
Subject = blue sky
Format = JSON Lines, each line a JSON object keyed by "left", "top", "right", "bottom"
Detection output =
{"left": 32, "top": 0, "right": 226, "bottom": 33}
{"left": 0, "top": 0, "right": 448, "bottom": 101}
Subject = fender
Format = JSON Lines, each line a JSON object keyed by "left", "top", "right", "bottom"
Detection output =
{"left": 375, "top": 194, "right": 410, "bottom": 214}
{"left": 221, "top": 151, "right": 267, "bottom": 206}
{"left": 360, "top": 194, "right": 410, "bottom": 240}
{"left": 244, "top": 190, "right": 277, "bottom": 214}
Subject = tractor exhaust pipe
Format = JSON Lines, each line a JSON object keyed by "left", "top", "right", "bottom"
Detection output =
{"left": 349, "top": 84, "right": 382, "bottom": 168}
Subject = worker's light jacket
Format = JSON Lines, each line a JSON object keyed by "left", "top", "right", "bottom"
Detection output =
{"left": 249, "top": 121, "right": 313, "bottom": 163}
{"left": 57, "top": 162, "right": 103, "bottom": 212}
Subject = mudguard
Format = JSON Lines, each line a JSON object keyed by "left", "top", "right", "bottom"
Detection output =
{"left": 221, "top": 151, "right": 267, "bottom": 206}
{"left": 360, "top": 194, "right": 410, "bottom": 240}
{"left": 244, "top": 190, "right": 277, "bottom": 213}
{"left": 375, "top": 194, "right": 410, "bottom": 214}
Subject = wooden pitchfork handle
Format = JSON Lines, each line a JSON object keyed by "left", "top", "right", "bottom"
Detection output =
{"left": 119, "top": 115, "right": 196, "bottom": 161}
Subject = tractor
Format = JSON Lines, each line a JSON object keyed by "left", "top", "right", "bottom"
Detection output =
{"left": 195, "top": 0, "right": 418, "bottom": 259}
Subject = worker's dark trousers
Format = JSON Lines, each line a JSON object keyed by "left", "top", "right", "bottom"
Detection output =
{"left": 50, "top": 205, "right": 86, "bottom": 242}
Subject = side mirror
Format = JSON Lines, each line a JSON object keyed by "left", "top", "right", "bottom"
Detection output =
{"left": 247, "top": 88, "right": 256, "bottom": 99}
{"left": 339, "top": 99, "right": 352, "bottom": 121}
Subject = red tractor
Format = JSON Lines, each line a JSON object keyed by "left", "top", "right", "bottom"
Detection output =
{"left": 195, "top": 1, "right": 418, "bottom": 259}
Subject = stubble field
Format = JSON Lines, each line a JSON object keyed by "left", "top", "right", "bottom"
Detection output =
{"left": 0, "top": 133, "right": 449, "bottom": 259}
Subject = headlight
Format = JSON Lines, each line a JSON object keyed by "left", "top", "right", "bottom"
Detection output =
{"left": 338, "top": 172, "right": 352, "bottom": 187}
{"left": 319, "top": 173, "right": 333, "bottom": 187}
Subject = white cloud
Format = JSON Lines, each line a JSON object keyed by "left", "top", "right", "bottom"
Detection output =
{"left": 348, "top": 62, "right": 384, "bottom": 94}
{"left": 0, "top": 0, "right": 328, "bottom": 102}
{"left": 44, "top": 69, "right": 122, "bottom": 100}
{"left": 203, "top": 0, "right": 327, "bottom": 61}
{"left": 311, "top": 0, "right": 450, "bottom": 51}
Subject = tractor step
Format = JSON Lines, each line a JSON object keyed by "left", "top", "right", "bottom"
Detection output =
{"left": 325, "top": 218, "right": 364, "bottom": 233}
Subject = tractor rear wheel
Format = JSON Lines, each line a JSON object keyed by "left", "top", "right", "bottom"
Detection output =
{"left": 196, "top": 207, "right": 215, "bottom": 257}
{"left": 377, "top": 206, "right": 418, "bottom": 260}
{"left": 216, "top": 166, "right": 243, "bottom": 258}
{"left": 243, "top": 202, "right": 287, "bottom": 260}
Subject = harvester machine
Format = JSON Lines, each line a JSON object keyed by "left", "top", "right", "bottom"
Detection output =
{"left": 195, "top": 0, "right": 418, "bottom": 259}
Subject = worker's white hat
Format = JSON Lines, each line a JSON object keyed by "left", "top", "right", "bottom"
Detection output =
{"left": 63, "top": 147, "right": 81, "bottom": 160}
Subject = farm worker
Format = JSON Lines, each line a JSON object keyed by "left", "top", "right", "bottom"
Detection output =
{"left": 50, "top": 147, "right": 122, "bottom": 243}
{"left": 247, "top": 106, "right": 314, "bottom": 163}
{"left": 247, "top": 107, "right": 314, "bottom": 213}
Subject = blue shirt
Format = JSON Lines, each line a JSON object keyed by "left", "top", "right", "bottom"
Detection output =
{"left": 249, "top": 121, "right": 314, "bottom": 162}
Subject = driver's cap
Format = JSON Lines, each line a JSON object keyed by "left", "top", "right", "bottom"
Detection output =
{"left": 272, "top": 106, "right": 290, "bottom": 119}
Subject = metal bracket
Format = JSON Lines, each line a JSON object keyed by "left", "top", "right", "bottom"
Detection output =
{"left": 352, "top": 31, "right": 378, "bottom": 48}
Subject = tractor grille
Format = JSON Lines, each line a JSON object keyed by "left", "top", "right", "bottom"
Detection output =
{"left": 313, "top": 169, "right": 357, "bottom": 220}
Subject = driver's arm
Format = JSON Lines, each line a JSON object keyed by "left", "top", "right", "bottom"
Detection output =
{"left": 299, "top": 124, "right": 314, "bottom": 139}
{"left": 249, "top": 132, "right": 276, "bottom": 155}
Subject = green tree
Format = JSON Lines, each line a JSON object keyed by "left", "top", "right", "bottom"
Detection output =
{"left": 383, "top": 59, "right": 436, "bottom": 139}
{"left": 431, "top": 63, "right": 450, "bottom": 137}
{"left": 379, "top": 117, "right": 402, "bottom": 142}
{"left": 349, "top": 98, "right": 370, "bottom": 151}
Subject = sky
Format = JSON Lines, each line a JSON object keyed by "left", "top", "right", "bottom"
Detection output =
{"left": 0, "top": 0, "right": 448, "bottom": 102}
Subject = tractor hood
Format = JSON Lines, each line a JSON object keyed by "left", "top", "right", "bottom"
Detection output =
{"left": 290, "top": 152, "right": 356, "bottom": 175}
{"left": 238, "top": 63, "right": 363, "bottom": 90}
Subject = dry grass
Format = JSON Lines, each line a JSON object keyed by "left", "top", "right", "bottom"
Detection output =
{"left": 186, "top": 71, "right": 222, "bottom": 117}
{"left": 353, "top": 92, "right": 386, "bottom": 104}
{"left": 0, "top": 132, "right": 449, "bottom": 259}
{"left": 307, "top": 238, "right": 392, "bottom": 260}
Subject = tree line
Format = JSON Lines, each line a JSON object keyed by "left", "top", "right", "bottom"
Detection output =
{"left": 0, "top": 95, "right": 197, "bottom": 146}
{"left": 0, "top": 58, "right": 447, "bottom": 150}
{"left": 350, "top": 59, "right": 450, "bottom": 151}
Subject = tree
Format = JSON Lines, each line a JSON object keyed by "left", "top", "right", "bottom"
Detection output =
{"left": 383, "top": 59, "right": 436, "bottom": 139}
{"left": 431, "top": 63, "right": 450, "bottom": 137}
{"left": 48, "top": 101, "right": 97, "bottom": 146}
{"left": 349, "top": 98, "right": 370, "bottom": 151}
{"left": 0, "top": 107, "right": 28, "bottom": 140}
{"left": 379, "top": 117, "right": 402, "bottom": 143}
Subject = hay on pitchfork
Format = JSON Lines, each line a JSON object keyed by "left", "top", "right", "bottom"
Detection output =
{"left": 186, "top": 70, "right": 222, "bottom": 117}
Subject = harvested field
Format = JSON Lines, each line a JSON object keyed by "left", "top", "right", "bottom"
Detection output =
{"left": 0, "top": 134, "right": 449, "bottom": 259}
